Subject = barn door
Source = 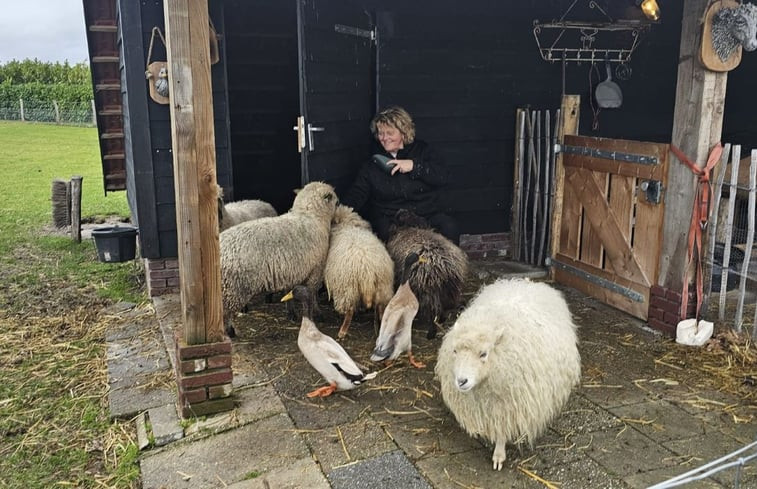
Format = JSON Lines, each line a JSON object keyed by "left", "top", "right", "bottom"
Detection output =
{"left": 295, "top": 0, "right": 375, "bottom": 195}
{"left": 551, "top": 135, "right": 669, "bottom": 320}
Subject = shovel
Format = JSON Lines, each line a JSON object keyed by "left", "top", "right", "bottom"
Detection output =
{"left": 595, "top": 61, "right": 622, "bottom": 109}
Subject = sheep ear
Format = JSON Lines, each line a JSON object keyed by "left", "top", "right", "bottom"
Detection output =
{"left": 293, "top": 187, "right": 301, "bottom": 195}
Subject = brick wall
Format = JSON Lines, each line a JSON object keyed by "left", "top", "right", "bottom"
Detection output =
{"left": 175, "top": 334, "right": 235, "bottom": 418}
{"left": 145, "top": 257, "right": 180, "bottom": 297}
{"left": 648, "top": 285, "right": 697, "bottom": 337}
{"left": 459, "top": 232, "right": 511, "bottom": 260}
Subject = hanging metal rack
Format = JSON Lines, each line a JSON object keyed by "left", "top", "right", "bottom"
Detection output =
{"left": 533, "top": 0, "right": 653, "bottom": 64}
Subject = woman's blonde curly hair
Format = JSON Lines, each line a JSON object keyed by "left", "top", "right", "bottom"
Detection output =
{"left": 370, "top": 106, "right": 415, "bottom": 144}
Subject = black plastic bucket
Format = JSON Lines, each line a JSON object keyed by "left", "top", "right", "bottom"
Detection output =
{"left": 92, "top": 226, "right": 138, "bottom": 263}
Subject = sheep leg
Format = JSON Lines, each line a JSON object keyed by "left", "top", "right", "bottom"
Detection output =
{"left": 492, "top": 441, "right": 507, "bottom": 471}
{"left": 337, "top": 310, "right": 354, "bottom": 339}
{"left": 408, "top": 351, "right": 426, "bottom": 369}
{"left": 373, "top": 305, "right": 384, "bottom": 336}
{"left": 306, "top": 382, "right": 337, "bottom": 398}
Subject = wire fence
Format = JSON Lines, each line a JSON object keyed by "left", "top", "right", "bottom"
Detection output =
{"left": 0, "top": 98, "right": 96, "bottom": 126}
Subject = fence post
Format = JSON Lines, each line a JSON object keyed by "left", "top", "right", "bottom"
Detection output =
{"left": 70, "top": 176, "right": 83, "bottom": 243}
{"left": 91, "top": 99, "right": 97, "bottom": 127}
{"left": 19, "top": 98, "right": 25, "bottom": 122}
{"left": 53, "top": 100, "right": 60, "bottom": 124}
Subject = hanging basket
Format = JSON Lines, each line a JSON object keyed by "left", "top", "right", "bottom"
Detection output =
{"left": 145, "top": 27, "right": 170, "bottom": 104}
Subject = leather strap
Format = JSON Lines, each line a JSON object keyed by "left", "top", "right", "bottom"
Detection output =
{"left": 669, "top": 142, "right": 723, "bottom": 321}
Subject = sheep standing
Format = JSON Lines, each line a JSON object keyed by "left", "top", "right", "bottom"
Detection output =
{"left": 324, "top": 205, "right": 395, "bottom": 339}
{"left": 386, "top": 209, "right": 469, "bottom": 339}
{"left": 435, "top": 278, "right": 581, "bottom": 470}
{"left": 217, "top": 185, "right": 278, "bottom": 231}
{"left": 220, "top": 181, "right": 338, "bottom": 336}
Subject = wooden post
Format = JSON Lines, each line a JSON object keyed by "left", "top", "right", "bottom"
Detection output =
{"left": 658, "top": 0, "right": 728, "bottom": 294}
{"left": 70, "top": 176, "right": 83, "bottom": 243}
{"left": 164, "top": 0, "right": 223, "bottom": 345}
{"left": 511, "top": 108, "right": 525, "bottom": 262}
{"left": 19, "top": 98, "right": 24, "bottom": 122}
{"left": 53, "top": 100, "right": 61, "bottom": 124}
{"left": 549, "top": 95, "right": 580, "bottom": 279}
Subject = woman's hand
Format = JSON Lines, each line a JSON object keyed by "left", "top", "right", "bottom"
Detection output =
{"left": 390, "top": 159, "right": 414, "bottom": 175}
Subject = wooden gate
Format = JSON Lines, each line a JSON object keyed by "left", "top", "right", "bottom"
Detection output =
{"left": 551, "top": 135, "right": 669, "bottom": 320}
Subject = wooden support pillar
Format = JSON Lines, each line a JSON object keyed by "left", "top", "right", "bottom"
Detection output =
{"left": 164, "top": 0, "right": 223, "bottom": 345}
{"left": 655, "top": 0, "right": 727, "bottom": 329}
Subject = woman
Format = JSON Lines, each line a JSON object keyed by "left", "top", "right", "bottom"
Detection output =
{"left": 342, "top": 106, "right": 460, "bottom": 244}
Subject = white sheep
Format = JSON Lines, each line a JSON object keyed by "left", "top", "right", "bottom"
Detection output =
{"left": 220, "top": 181, "right": 338, "bottom": 337}
{"left": 324, "top": 205, "right": 395, "bottom": 339}
{"left": 435, "top": 278, "right": 581, "bottom": 470}
{"left": 217, "top": 185, "right": 278, "bottom": 231}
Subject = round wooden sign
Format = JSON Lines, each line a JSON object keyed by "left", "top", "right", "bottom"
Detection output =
{"left": 700, "top": 0, "right": 743, "bottom": 72}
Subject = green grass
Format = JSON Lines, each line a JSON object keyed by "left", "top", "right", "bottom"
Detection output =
{"left": 0, "top": 121, "right": 143, "bottom": 488}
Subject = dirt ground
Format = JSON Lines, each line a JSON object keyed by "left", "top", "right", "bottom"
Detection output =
{"left": 225, "top": 259, "right": 757, "bottom": 488}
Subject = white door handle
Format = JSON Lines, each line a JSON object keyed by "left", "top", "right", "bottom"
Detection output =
{"left": 307, "top": 123, "right": 325, "bottom": 152}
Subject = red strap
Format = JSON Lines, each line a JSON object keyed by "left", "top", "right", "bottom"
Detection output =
{"left": 670, "top": 142, "right": 723, "bottom": 321}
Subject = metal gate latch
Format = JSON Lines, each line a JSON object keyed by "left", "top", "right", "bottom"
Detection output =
{"left": 639, "top": 179, "right": 663, "bottom": 204}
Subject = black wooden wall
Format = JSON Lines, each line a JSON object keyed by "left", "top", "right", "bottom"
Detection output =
{"left": 118, "top": 0, "right": 232, "bottom": 259}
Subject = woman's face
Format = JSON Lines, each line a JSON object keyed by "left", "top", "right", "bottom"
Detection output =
{"left": 376, "top": 123, "right": 404, "bottom": 154}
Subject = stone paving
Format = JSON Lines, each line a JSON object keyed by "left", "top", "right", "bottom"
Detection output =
{"left": 106, "top": 261, "right": 757, "bottom": 489}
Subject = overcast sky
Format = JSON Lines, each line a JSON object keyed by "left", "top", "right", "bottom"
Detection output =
{"left": 0, "top": 1, "right": 89, "bottom": 64}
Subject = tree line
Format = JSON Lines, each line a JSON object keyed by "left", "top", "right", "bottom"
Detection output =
{"left": 0, "top": 59, "right": 93, "bottom": 107}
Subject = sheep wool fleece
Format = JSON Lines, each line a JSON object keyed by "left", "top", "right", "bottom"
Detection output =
{"left": 435, "top": 278, "right": 581, "bottom": 469}
{"left": 220, "top": 181, "right": 338, "bottom": 319}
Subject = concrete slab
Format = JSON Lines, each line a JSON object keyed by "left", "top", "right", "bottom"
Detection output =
{"left": 303, "top": 418, "right": 396, "bottom": 473}
{"left": 234, "top": 385, "right": 288, "bottom": 425}
{"left": 537, "top": 457, "right": 634, "bottom": 489}
{"left": 379, "top": 416, "right": 482, "bottom": 461}
{"left": 624, "top": 464, "right": 725, "bottom": 489}
{"left": 140, "top": 413, "right": 311, "bottom": 489}
{"left": 414, "top": 450, "right": 539, "bottom": 489}
{"left": 226, "top": 456, "right": 330, "bottom": 488}
{"left": 664, "top": 433, "right": 757, "bottom": 487}
{"left": 607, "top": 399, "right": 706, "bottom": 443}
{"left": 327, "top": 450, "right": 431, "bottom": 489}
{"left": 149, "top": 404, "right": 183, "bottom": 446}
{"left": 108, "top": 386, "right": 174, "bottom": 420}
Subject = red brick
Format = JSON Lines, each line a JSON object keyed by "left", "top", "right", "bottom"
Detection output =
{"left": 179, "top": 369, "right": 233, "bottom": 389}
{"left": 150, "top": 279, "right": 167, "bottom": 289}
{"left": 481, "top": 232, "right": 509, "bottom": 242}
{"left": 150, "top": 269, "right": 178, "bottom": 279}
{"left": 649, "top": 295, "right": 673, "bottom": 310}
{"left": 150, "top": 287, "right": 170, "bottom": 297}
{"left": 166, "top": 278, "right": 180, "bottom": 287}
{"left": 180, "top": 358, "right": 207, "bottom": 374}
{"left": 665, "top": 288, "right": 682, "bottom": 302}
{"left": 180, "top": 387, "right": 207, "bottom": 404}
{"left": 650, "top": 285, "right": 666, "bottom": 297}
{"left": 180, "top": 397, "right": 235, "bottom": 419}
{"left": 466, "top": 251, "right": 485, "bottom": 259}
{"left": 648, "top": 318, "right": 676, "bottom": 337}
{"left": 146, "top": 259, "right": 165, "bottom": 270}
{"left": 178, "top": 340, "right": 232, "bottom": 360}
{"left": 208, "top": 383, "right": 233, "bottom": 399}
{"left": 165, "top": 259, "right": 179, "bottom": 269}
{"left": 207, "top": 354, "right": 232, "bottom": 369}
{"left": 648, "top": 307, "right": 664, "bottom": 320}
{"left": 663, "top": 311, "right": 681, "bottom": 325}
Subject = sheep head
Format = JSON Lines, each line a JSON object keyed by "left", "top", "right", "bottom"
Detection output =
{"left": 712, "top": 3, "right": 757, "bottom": 62}
{"left": 449, "top": 329, "right": 503, "bottom": 392}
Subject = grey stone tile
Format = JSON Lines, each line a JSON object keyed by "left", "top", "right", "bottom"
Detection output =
{"left": 226, "top": 457, "right": 330, "bottom": 489}
{"left": 415, "top": 450, "right": 541, "bottom": 489}
{"left": 305, "top": 418, "right": 396, "bottom": 473}
{"left": 328, "top": 451, "right": 431, "bottom": 489}
{"left": 608, "top": 400, "right": 707, "bottom": 443}
{"left": 149, "top": 404, "right": 183, "bottom": 446}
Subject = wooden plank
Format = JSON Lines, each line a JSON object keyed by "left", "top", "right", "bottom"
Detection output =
{"left": 605, "top": 173, "right": 635, "bottom": 274}
{"left": 660, "top": 0, "right": 728, "bottom": 292}
{"left": 553, "top": 254, "right": 649, "bottom": 320}
{"left": 702, "top": 143, "right": 731, "bottom": 315}
{"left": 511, "top": 108, "right": 526, "bottom": 261}
{"left": 550, "top": 94, "right": 580, "bottom": 275}
{"left": 164, "top": 0, "right": 223, "bottom": 344}
{"left": 563, "top": 135, "right": 667, "bottom": 181}
{"left": 734, "top": 150, "right": 756, "bottom": 331}
{"left": 632, "top": 146, "right": 669, "bottom": 286}
{"left": 560, "top": 167, "right": 582, "bottom": 260}
{"left": 566, "top": 168, "right": 650, "bottom": 286}
{"left": 579, "top": 169, "right": 606, "bottom": 268}
{"left": 718, "top": 146, "right": 742, "bottom": 319}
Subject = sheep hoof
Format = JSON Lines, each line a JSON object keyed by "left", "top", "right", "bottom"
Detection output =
{"left": 492, "top": 443, "right": 506, "bottom": 471}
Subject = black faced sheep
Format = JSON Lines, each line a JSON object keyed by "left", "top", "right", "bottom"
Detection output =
{"left": 220, "top": 181, "right": 338, "bottom": 337}
{"left": 385, "top": 209, "right": 469, "bottom": 339}
{"left": 324, "top": 205, "right": 395, "bottom": 339}
{"left": 435, "top": 278, "right": 581, "bottom": 471}
{"left": 216, "top": 185, "right": 278, "bottom": 232}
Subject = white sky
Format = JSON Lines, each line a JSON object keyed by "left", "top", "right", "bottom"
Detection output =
{"left": 0, "top": 1, "right": 89, "bottom": 64}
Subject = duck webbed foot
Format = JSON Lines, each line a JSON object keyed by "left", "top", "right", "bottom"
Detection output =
{"left": 306, "top": 382, "right": 337, "bottom": 398}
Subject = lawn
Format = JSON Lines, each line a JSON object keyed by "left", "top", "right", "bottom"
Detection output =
{"left": 0, "top": 121, "right": 142, "bottom": 488}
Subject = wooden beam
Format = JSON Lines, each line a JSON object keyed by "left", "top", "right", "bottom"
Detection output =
{"left": 164, "top": 0, "right": 223, "bottom": 344}
{"left": 659, "top": 0, "right": 728, "bottom": 291}
{"left": 549, "top": 95, "right": 580, "bottom": 279}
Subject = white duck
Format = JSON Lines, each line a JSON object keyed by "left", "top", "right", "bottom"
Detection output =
{"left": 371, "top": 252, "right": 427, "bottom": 369}
{"left": 282, "top": 285, "right": 376, "bottom": 398}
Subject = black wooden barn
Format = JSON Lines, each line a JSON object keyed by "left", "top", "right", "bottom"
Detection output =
{"left": 82, "top": 0, "right": 757, "bottom": 295}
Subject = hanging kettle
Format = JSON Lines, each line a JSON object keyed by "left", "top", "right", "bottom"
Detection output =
{"left": 595, "top": 61, "right": 623, "bottom": 109}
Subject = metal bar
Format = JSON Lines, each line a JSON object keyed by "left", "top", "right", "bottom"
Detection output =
{"left": 546, "top": 257, "right": 645, "bottom": 302}
{"left": 556, "top": 143, "right": 658, "bottom": 165}
{"left": 334, "top": 24, "right": 374, "bottom": 40}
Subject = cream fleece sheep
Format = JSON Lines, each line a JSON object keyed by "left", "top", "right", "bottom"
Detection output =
{"left": 386, "top": 209, "right": 469, "bottom": 339}
{"left": 324, "top": 205, "right": 394, "bottom": 339}
{"left": 220, "top": 181, "right": 338, "bottom": 336}
{"left": 217, "top": 185, "right": 278, "bottom": 231}
{"left": 435, "top": 278, "right": 581, "bottom": 470}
